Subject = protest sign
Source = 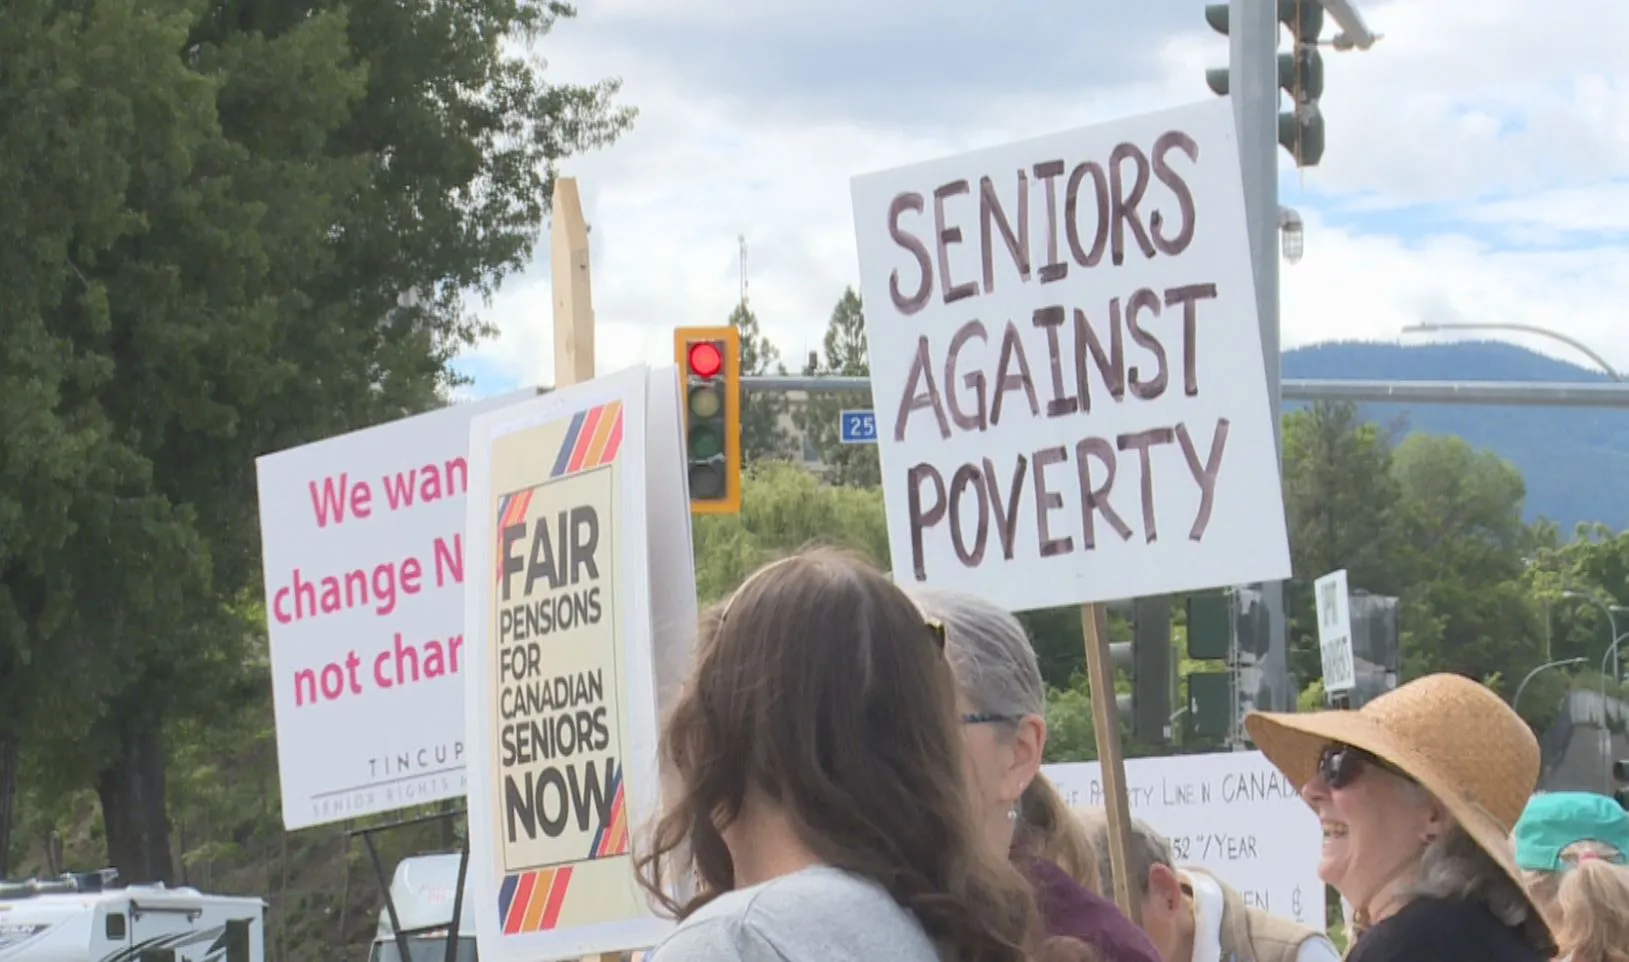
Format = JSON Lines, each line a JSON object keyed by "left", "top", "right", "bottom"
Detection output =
{"left": 256, "top": 390, "right": 533, "bottom": 830}
{"left": 850, "top": 98, "right": 1291, "bottom": 614}
{"left": 463, "top": 365, "right": 694, "bottom": 962}
{"left": 1045, "top": 751, "right": 1323, "bottom": 925}
{"left": 1315, "top": 568, "right": 1356, "bottom": 694}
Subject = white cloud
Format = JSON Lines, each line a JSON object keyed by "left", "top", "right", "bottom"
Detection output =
{"left": 464, "top": 0, "right": 1629, "bottom": 392}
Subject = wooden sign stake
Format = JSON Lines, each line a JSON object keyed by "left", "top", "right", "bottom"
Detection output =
{"left": 548, "top": 176, "right": 622, "bottom": 962}
{"left": 1080, "top": 601, "right": 1142, "bottom": 926}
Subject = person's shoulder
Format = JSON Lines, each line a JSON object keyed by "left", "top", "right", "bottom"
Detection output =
{"left": 1291, "top": 934, "right": 1342, "bottom": 962}
{"left": 650, "top": 867, "right": 937, "bottom": 962}
{"left": 1023, "top": 859, "right": 1161, "bottom": 962}
{"left": 1349, "top": 898, "right": 1542, "bottom": 962}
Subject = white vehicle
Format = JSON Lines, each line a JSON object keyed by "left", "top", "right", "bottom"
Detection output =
{"left": 0, "top": 870, "right": 265, "bottom": 962}
{"left": 370, "top": 855, "right": 475, "bottom": 962}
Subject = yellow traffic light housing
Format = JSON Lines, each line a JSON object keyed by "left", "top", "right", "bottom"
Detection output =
{"left": 673, "top": 325, "right": 742, "bottom": 515}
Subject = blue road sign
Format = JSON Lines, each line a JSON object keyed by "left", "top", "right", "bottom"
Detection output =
{"left": 839, "top": 410, "right": 878, "bottom": 444}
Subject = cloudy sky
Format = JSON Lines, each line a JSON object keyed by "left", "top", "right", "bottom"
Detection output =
{"left": 453, "top": 0, "right": 1629, "bottom": 396}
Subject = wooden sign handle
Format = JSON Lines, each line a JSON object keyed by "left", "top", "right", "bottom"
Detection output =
{"left": 1080, "top": 601, "right": 1142, "bottom": 926}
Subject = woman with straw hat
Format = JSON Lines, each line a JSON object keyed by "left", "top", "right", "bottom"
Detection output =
{"left": 1244, "top": 673, "right": 1556, "bottom": 962}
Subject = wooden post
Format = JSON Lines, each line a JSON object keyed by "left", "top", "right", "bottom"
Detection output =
{"left": 552, "top": 177, "right": 595, "bottom": 389}
{"left": 549, "top": 176, "right": 620, "bottom": 962}
{"left": 1080, "top": 602, "right": 1142, "bottom": 926}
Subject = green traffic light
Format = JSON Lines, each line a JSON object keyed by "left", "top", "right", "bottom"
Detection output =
{"left": 688, "top": 424, "right": 722, "bottom": 460}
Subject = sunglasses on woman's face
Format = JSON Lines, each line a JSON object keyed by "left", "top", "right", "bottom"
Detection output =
{"left": 1317, "top": 743, "right": 1405, "bottom": 790}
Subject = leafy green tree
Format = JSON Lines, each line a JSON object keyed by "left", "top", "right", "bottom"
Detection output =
{"left": 1, "top": 0, "right": 632, "bottom": 882}
{"left": 1389, "top": 433, "right": 1542, "bottom": 688}
{"left": 794, "top": 288, "right": 880, "bottom": 487}
{"left": 691, "top": 461, "right": 890, "bottom": 603}
{"left": 1281, "top": 402, "right": 1406, "bottom": 589}
{"left": 728, "top": 303, "right": 795, "bottom": 462}
{"left": 1279, "top": 402, "right": 1409, "bottom": 686}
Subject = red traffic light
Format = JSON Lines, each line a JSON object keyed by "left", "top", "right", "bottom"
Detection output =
{"left": 687, "top": 341, "right": 724, "bottom": 379}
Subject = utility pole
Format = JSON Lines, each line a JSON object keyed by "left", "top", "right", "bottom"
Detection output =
{"left": 1227, "top": 0, "right": 1294, "bottom": 714}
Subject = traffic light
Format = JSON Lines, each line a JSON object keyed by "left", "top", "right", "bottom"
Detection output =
{"left": 1204, "top": 0, "right": 1328, "bottom": 167}
{"left": 1186, "top": 672, "right": 1232, "bottom": 739}
{"left": 673, "top": 325, "right": 742, "bottom": 515}
{"left": 1110, "top": 597, "right": 1173, "bottom": 743}
{"left": 1614, "top": 759, "right": 1628, "bottom": 810}
{"left": 1187, "top": 593, "right": 1231, "bottom": 660}
{"left": 1233, "top": 586, "right": 1271, "bottom": 659}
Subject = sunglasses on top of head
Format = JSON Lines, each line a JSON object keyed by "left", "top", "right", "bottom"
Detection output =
{"left": 1317, "top": 743, "right": 1412, "bottom": 790}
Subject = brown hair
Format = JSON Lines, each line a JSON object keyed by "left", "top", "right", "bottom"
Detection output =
{"left": 1019, "top": 776, "right": 1100, "bottom": 891}
{"left": 636, "top": 548, "right": 1039, "bottom": 962}
{"left": 1553, "top": 858, "right": 1629, "bottom": 962}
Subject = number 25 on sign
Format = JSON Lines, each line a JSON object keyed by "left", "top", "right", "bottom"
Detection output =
{"left": 840, "top": 410, "right": 878, "bottom": 445}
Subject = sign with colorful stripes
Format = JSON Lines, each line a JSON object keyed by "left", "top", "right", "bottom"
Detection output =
{"left": 464, "top": 365, "right": 694, "bottom": 961}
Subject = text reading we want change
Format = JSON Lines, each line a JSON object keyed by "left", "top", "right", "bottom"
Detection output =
{"left": 273, "top": 461, "right": 466, "bottom": 706}
{"left": 882, "top": 128, "right": 1238, "bottom": 581}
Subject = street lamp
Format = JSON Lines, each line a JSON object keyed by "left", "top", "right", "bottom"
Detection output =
{"left": 1562, "top": 591, "right": 1626, "bottom": 683}
{"left": 1279, "top": 207, "right": 1304, "bottom": 264}
{"left": 1512, "top": 657, "right": 1587, "bottom": 719}
{"left": 1400, "top": 322, "right": 1622, "bottom": 382}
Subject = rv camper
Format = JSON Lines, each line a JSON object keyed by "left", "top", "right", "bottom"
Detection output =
{"left": 370, "top": 855, "right": 475, "bottom": 962}
{"left": 0, "top": 869, "right": 264, "bottom": 962}
{"left": 369, "top": 857, "right": 652, "bottom": 962}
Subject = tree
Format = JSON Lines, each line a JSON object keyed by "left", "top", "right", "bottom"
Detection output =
{"left": 1389, "top": 433, "right": 1542, "bottom": 688}
{"left": 794, "top": 288, "right": 880, "bottom": 487}
{"left": 691, "top": 461, "right": 889, "bottom": 603}
{"left": 728, "top": 302, "right": 795, "bottom": 462}
{"left": 0, "top": 0, "right": 632, "bottom": 882}
{"left": 1279, "top": 402, "right": 1409, "bottom": 685}
{"left": 1281, "top": 403, "right": 1406, "bottom": 590}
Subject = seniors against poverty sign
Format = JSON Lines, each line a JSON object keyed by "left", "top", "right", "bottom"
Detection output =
{"left": 850, "top": 99, "right": 1291, "bottom": 612}
{"left": 256, "top": 390, "right": 533, "bottom": 830}
{"left": 463, "top": 365, "right": 696, "bottom": 962}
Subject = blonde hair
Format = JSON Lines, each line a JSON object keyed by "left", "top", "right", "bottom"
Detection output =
{"left": 1553, "top": 859, "right": 1629, "bottom": 962}
{"left": 1018, "top": 776, "right": 1100, "bottom": 892}
{"left": 1523, "top": 839, "right": 1624, "bottom": 931}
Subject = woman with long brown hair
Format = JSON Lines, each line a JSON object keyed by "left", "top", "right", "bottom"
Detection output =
{"left": 637, "top": 549, "right": 1040, "bottom": 962}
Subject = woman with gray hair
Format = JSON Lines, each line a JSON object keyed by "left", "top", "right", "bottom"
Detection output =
{"left": 1245, "top": 673, "right": 1555, "bottom": 962}
{"left": 908, "top": 587, "right": 1161, "bottom": 962}
{"left": 1073, "top": 810, "right": 1337, "bottom": 962}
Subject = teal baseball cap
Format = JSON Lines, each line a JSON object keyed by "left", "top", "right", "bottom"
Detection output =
{"left": 1513, "top": 791, "right": 1629, "bottom": 872}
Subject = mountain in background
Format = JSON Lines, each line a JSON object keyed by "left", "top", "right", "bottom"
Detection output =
{"left": 1281, "top": 340, "right": 1628, "bottom": 535}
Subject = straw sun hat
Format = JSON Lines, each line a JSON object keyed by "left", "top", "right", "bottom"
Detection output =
{"left": 1245, "top": 673, "right": 1545, "bottom": 925}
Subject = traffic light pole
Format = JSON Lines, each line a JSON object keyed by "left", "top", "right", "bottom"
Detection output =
{"left": 1230, "top": 0, "right": 1297, "bottom": 719}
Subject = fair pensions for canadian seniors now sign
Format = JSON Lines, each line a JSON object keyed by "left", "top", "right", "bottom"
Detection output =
{"left": 850, "top": 98, "right": 1291, "bottom": 613}
{"left": 256, "top": 391, "right": 532, "bottom": 831}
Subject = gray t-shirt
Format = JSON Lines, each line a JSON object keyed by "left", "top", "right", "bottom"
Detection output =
{"left": 648, "top": 865, "right": 943, "bottom": 962}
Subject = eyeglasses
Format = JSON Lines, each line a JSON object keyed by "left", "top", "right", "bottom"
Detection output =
{"left": 961, "top": 711, "right": 1024, "bottom": 726}
{"left": 1317, "top": 743, "right": 1409, "bottom": 790}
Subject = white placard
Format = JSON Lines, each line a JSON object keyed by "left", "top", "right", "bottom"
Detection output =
{"left": 1045, "top": 751, "right": 1323, "bottom": 926}
{"left": 256, "top": 391, "right": 533, "bottom": 830}
{"left": 1315, "top": 569, "right": 1355, "bottom": 694}
{"left": 850, "top": 99, "right": 1291, "bottom": 614}
{"left": 464, "top": 365, "right": 696, "bottom": 962}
